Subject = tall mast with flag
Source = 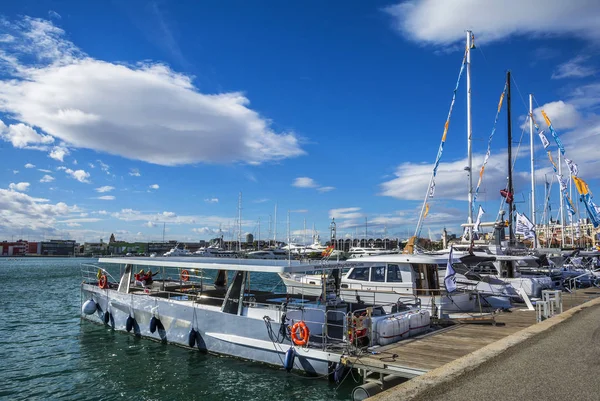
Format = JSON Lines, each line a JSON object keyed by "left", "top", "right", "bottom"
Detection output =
{"left": 466, "top": 30, "right": 474, "bottom": 241}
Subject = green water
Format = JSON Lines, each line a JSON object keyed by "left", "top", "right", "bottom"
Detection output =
{"left": 0, "top": 258, "right": 356, "bottom": 400}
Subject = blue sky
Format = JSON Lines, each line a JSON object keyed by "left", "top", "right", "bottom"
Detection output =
{"left": 0, "top": 0, "right": 599, "bottom": 244}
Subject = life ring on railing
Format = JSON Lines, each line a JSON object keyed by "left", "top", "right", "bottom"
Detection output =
{"left": 291, "top": 321, "right": 310, "bottom": 346}
{"left": 181, "top": 270, "right": 190, "bottom": 282}
{"left": 98, "top": 274, "right": 108, "bottom": 289}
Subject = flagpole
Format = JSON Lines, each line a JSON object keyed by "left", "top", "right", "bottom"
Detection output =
{"left": 466, "top": 31, "right": 474, "bottom": 240}
{"left": 507, "top": 70, "right": 515, "bottom": 243}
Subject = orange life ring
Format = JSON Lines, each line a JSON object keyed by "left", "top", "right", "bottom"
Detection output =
{"left": 291, "top": 321, "right": 310, "bottom": 346}
{"left": 181, "top": 270, "right": 190, "bottom": 282}
{"left": 98, "top": 274, "right": 108, "bottom": 289}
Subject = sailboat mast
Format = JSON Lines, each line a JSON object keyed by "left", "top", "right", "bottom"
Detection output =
{"left": 273, "top": 203, "right": 277, "bottom": 246}
{"left": 529, "top": 94, "right": 537, "bottom": 247}
{"left": 466, "top": 31, "right": 474, "bottom": 233}
{"left": 558, "top": 150, "right": 565, "bottom": 246}
{"left": 507, "top": 70, "right": 515, "bottom": 242}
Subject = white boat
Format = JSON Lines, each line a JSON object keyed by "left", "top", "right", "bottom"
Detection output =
{"left": 280, "top": 253, "right": 480, "bottom": 317}
{"left": 246, "top": 249, "right": 288, "bottom": 260}
{"left": 81, "top": 257, "right": 430, "bottom": 376}
{"left": 163, "top": 245, "right": 193, "bottom": 257}
{"left": 348, "top": 246, "right": 394, "bottom": 258}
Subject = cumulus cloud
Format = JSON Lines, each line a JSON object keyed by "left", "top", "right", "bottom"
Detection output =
{"left": 24, "top": 163, "right": 35, "bottom": 168}
{"left": 9, "top": 182, "right": 30, "bottom": 192}
{"left": 95, "top": 185, "right": 115, "bottom": 193}
{"left": 95, "top": 195, "right": 115, "bottom": 200}
{"left": 62, "top": 168, "right": 90, "bottom": 183}
{"left": 0, "top": 187, "right": 79, "bottom": 234}
{"left": 0, "top": 17, "right": 305, "bottom": 166}
{"left": 552, "top": 55, "right": 597, "bottom": 79}
{"left": 0, "top": 122, "right": 54, "bottom": 148}
{"left": 384, "top": 0, "right": 600, "bottom": 46}
{"left": 149, "top": 184, "right": 159, "bottom": 190}
{"left": 192, "top": 227, "right": 220, "bottom": 236}
{"left": 49, "top": 146, "right": 70, "bottom": 161}
{"left": 39, "top": 174, "right": 54, "bottom": 183}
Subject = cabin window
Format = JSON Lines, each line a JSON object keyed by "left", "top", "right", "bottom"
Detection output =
{"left": 348, "top": 267, "right": 370, "bottom": 281}
{"left": 386, "top": 264, "right": 402, "bottom": 282}
{"left": 371, "top": 266, "right": 385, "bottom": 282}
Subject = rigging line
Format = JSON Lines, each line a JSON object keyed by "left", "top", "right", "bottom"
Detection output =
{"left": 510, "top": 73, "right": 530, "bottom": 115}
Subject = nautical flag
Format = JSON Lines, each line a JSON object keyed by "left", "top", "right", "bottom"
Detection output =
{"left": 572, "top": 176, "right": 590, "bottom": 196}
{"left": 541, "top": 110, "right": 565, "bottom": 155}
{"left": 515, "top": 212, "right": 536, "bottom": 239}
{"left": 424, "top": 203, "right": 430, "bottom": 219}
{"left": 581, "top": 194, "right": 600, "bottom": 228}
{"left": 473, "top": 205, "right": 485, "bottom": 233}
{"left": 429, "top": 182, "right": 436, "bottom": 198}
{"left": 500, "top": 189, "right": 514, "bottom": 204}
{"left": 557, "top": 174, "right": 568, "bottom": 192}
{"left": 565, "top": 158, "right": 579, "bottom": 177}
{"left": 538, "top": 131, "right": 550, "bottom": 149}
{"left": 444, "top": 247, "right": 457, "bottom": 293}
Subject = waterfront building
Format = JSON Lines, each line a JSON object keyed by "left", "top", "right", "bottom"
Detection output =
{"left": 41, "top": 240, "right": 76, "bottom": 256}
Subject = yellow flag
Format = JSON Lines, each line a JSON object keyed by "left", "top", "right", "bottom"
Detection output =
{"left": 497, "top": 92, "right": 505, "bottom": 113}
{"left": 424, "top": 203, "right": 430, "bottom": 219}
{"left": 572, "top": 176, "right": 589, "bottom": 195}
{"left": 541, "top": 110, "right": 552, "bottom": 127}
{"left": 442, "top": 121, "right": 449, "bottom": 142}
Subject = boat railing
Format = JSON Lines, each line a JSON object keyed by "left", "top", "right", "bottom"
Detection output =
{"left": 81, "top": 263, "right": 119, "bottom": 287}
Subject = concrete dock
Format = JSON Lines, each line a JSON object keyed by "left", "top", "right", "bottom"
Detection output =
{"left": 364, "top": 287, "right": 600, "bottom": 400}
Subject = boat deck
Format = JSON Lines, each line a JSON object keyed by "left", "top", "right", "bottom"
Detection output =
{"left": 346, "top": 287, "right": 600, "bottom": 378}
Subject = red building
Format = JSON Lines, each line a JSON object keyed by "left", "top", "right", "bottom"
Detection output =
{"left": 28, "top": 242, "right": 41, "bottom": 255}
{"left": 0, "top": 240, "right": 28, "bottom": 256}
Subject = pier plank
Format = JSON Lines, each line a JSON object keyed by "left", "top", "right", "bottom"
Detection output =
{"left": 351, "top": 288, "right": 600, "bottom": 378}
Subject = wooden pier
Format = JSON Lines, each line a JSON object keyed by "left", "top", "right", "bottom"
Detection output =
{"left": 346, "top": 287, "right": 600, "bottom": 379}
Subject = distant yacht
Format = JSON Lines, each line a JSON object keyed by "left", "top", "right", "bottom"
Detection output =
{"left": 246, "top": 249, "right": 288, "bottom": 259}
{"left": 164, "top": 244, "right": 193, "bottom": 257}
{"left": 348, "top": 246, "right": 394, "bottom": 258}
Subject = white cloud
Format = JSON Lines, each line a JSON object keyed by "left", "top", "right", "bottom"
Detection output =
{"left": 95, "top": 185, "right": 115, "bottom": 193}
{"left": 293, "top": 177, "right": 318, "bottom": 188}
{"left": 95, "top": 210, "right": 108, "bottom": 215}
{"left": 129, "top": 168, "right": 141, "bottom": 177}
{"left": 63, "top": 168, "right": 90, "bottom": 183}
{"left": 204, "top": 198, "right": 219, "bottom": 203}
{"left": 59, "top": 217, "right": 102, "bottom": 223}
{"left": 531, "top": 101, "right": 581, "bottom": 130}
{"left": 0, "top": 188, "right": 79, "bottom": 234}
{"left": 329, "top": 207, "right": 364, "bottom": 220}
{"left": 552, "top": 55, "right": 597, "bottom": 79}
{"left": 384, "top": 0, "right": 600, "bottom": 46}
{"left": 0, "top": 122, "right": 54, "bottom": 148}
{"left": 253, "top": 198, "right": 269, "bottom": 203}
{"left": 24, "top": 163, "right": 35, "bottom": 168}
{"left": 72, "top": 159, "right": 78, "bottom": 165}
{"left": 38, "top": 168, "right": 52, "bottom": 173}
{"left": 48, "top": 10, "right": 62, "bottom": 20}
{"left": 145, "top": 221, "right": 156, "bottom": 228}
{"left": 9, "top": 182, "right": 30, "bottom": 192}
{"left": 97, "top": 160, "right": 110, "bottom": 174}
{"left": 13, "top": 170, "right": 18, "bottom": 174}
{"left": 95, "top": 195, "right": 115, "bottom": 200}
{"left": 149, "top": 184, "right": 159, "bottom": 190}
{"left": 0, "top": 17, "right": 305, "bottom": 166}
{"left": 40, "top": 174, "right": 54, "bottom": 183}
{"left": 292, "top": 177, "right": 334, "bottom": 192}
{"left": 66, "top": 222, "right": 80, "bottom": 227}
{"left": 112, "top": 208, "right": 235, "bottom": 227}
{"left": 88, "top": 163, "right": 95, "bottom": 168}
{"left": 49, "top": 146, "right": 70, "bottom": 161}
{"left": 192, "top": 227, "right": 220, "bottom": 236}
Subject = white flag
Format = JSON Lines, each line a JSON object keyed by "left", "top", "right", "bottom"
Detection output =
{"left": 428, "top": 182, "right": 435, "bottom": 198}
{"left": 557, "top": 174, "right": 568, "bottom": 192}
{"left": 565, "top": 158, "right": 579, "bottom": 177}
{"left": 444, "top": 247, "right": 457, "bottom": 293}
{"left": 473, "top": 205, "right": 485, "bottom": 233}
{"left": 515, "top": 212, "right": 536, "bottom": 239}
{"left": 538, "top": 131, "right": 550, "bottom": 149}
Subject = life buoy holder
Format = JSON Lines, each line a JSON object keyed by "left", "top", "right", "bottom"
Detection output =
{"left": 98, "top": 274, "right": 108, "bottom": 289}
{"left": 291, "top": 321, "right": 310, "bottom": 346}
{"left": 181, "top": 270, "right": 190, "bottom": 282}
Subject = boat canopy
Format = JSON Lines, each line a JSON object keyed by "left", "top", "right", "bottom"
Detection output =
{"left": 98, "top": 257, "right": 379, "bottom": 274}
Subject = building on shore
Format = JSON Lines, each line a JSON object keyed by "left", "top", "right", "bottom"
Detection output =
{"left": 41, "top": 240, "right": 77, "bottom": 256}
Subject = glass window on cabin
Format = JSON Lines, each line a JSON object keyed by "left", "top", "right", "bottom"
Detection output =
{"left": 386, "top": 264, "right": 403, "bottom": 282}
{"left": 348, "top": 267, "right": 370, "bottom": 281}
{"left": 371, "top": 266, "right": 385, "bottom": 282}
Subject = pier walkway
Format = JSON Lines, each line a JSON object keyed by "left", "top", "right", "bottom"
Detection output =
{"left": 346, "top": 288, "right": 600, "bottom": 399}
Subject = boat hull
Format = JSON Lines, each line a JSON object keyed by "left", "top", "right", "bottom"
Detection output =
{"left": 80, "top": 284, "right": 336, "bottom": 375}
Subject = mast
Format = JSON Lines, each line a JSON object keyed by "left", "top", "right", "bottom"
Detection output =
{"left": 558, "top": 150, "right": 565, "bottom": 246}
{"left": 529, "top": 94, "right": 537, "bottom": 247}
{"left": 466, "top": 30, "right": 474, "bottom": 237}
{"left": 257, "top": 217, "right": 261, "bottom": 250}
{"left": 273, "top": 203, "right": 277, "bottom": 246}
{"left": 507, "top": 70, "right": 515, "bottom": 242}
{"left": 238, "top": 192, "right": 242, "bottom": 252}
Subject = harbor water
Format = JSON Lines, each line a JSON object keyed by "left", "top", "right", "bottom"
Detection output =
{"left": 0, "top": 258, "right": 354, "bottom": 401}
